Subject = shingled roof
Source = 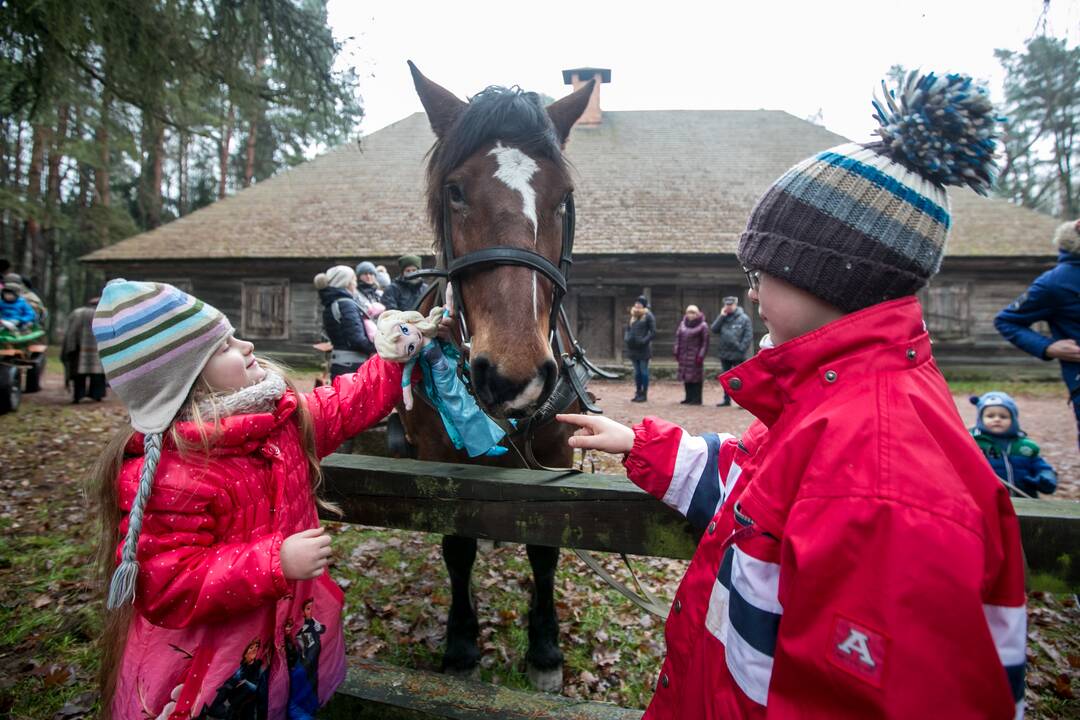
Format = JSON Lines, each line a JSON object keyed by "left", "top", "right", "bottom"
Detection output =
{"left": 85, "top": 109, "right": 1061, "bottom": 262}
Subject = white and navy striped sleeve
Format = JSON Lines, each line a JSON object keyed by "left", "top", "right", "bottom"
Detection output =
{"left": 623, "top": 417, "right": 739, "bottom": 533}
{"left": 983, "top": 603, "right": 1027, "bottom": 719}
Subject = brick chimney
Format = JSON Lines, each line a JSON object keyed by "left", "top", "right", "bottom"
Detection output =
{"left": 561, "top": 67, "right": 611, "bottom": 126}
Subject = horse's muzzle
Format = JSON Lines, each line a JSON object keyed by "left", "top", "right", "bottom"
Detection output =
{"left": 470, "top": 355, "right": 557, "bottom": 418}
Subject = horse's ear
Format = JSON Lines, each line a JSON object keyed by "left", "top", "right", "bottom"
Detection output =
{"left": 409, "top": 61, "right": 466, "bottom": 139}
{"left": 546, "top": 79, "right": 595, "bottom": 146}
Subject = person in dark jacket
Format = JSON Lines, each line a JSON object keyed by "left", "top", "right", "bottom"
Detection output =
{"left": 995, "top": 219, "right": 1080, "bottom": 447}
{"left": 354, "top": 261, "right": 383, "bottom": 313}
{"left": 381, "top": 254, "right": 428, "bottom": 311}
{"left": 314, "top": 265, "right": 374, "bottom": 379}
{"left": 63, "top": 295, "right": 107, "bottom": 403}
{"left": 674, "top": 305, "right": 709, "bottom": 405}
{"left": 710, "top": 296, "right": 753, "bottom": 406}
{"left": 624, "top": 295, "right": 656, "bottom": 402}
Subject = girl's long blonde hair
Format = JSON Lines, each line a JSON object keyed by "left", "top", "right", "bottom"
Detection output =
{"left": 92, "top": 358, "right": 331, "bottom": 715}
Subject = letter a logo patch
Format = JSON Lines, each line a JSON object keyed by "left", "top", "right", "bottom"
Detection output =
{"left": 828, "top": 616, "right": 887, "bottom": 687}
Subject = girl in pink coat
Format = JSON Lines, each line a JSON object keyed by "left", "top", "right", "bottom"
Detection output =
{"left": 90, "top": 280, "right": 407, "bottom": 719}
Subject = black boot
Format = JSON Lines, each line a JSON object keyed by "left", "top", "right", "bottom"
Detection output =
{"left": 717, "top": 395, "right": 732, "bottom": 407}
{"left": 633, "top": 389, "right": 647, "bottom": 403}
{"left": 688, "top": 383, "right": 703, "bottom": 405}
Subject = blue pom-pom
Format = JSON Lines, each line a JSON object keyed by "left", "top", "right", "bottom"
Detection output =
{"left": 872, "top": 70, "right": 1001, "bottom": 195}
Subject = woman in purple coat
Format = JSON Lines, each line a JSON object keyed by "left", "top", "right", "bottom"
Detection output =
{"left": 674, "top": 305, "right": 709, "bottom": 405}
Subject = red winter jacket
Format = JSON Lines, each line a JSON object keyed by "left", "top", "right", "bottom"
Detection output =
{"left": 110, "top": 357, "right": 402, "bottom": 719}
{"left": 625, "top": 298, "right": 1026, "bottom": 720}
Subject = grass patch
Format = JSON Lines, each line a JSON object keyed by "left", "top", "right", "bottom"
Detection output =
{"left": 946, "top": 379, "right": 1064, "bottom": 399}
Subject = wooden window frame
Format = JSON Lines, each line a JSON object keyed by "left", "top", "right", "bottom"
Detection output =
{"left": 241, "top": 278, "right": 290, "bottom": 340}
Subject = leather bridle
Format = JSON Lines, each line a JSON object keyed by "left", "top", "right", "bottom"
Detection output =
{"left": 412, "top": 187, "right": 614, "bottom": 432}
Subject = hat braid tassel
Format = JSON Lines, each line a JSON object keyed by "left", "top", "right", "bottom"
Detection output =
{"left": 106, "top": 432, "right": 162, "bottom": 610}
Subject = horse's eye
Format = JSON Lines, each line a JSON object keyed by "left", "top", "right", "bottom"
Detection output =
{"left": 447, "top": 183, "right": 465, "bottom": 205}
{"left": 408, "top": 343, "right": 416, "bottom": 354}
{"left": 400, "top": 325, "right": 410, "bottom": 335}
{"left": 557, "top": 192, "right": 572, "bottom": 216}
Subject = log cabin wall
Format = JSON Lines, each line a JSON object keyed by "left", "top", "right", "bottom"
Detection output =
{"left": 97, "top": 253, "right": 1058, "bottom": 368}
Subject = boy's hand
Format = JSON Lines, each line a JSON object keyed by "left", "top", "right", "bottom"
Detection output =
{"left": 281, "top": 527, "right": 332, "bottom": 580}
{"left": 557, "top": 413, "right": 635, "bottom": 455}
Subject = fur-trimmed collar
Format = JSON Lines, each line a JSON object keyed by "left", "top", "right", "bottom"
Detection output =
{"left": 195, "top": 370, "right": 287, "bottom": 419}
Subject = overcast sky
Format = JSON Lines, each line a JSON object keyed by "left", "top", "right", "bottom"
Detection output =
{"left": 327, "top": 0, "right": 1078, "bottom": 143}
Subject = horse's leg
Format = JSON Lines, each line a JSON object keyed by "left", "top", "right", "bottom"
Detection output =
{"left": 441, "top": 534, "right": 481, "bottom": 678}
{"left": 525, "top": 543, "right": 563, "bottom": 692}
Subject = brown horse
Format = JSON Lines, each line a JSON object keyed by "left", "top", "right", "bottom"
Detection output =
{"left": 398, "top": 62, "right": 595, "bottom": 691}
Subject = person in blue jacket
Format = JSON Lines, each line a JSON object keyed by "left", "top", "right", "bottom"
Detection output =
{"left": 0, "top": 286, "right": 37, "bottom": 331}
{"left": 995, "top": 219, "right": 1080, "bottom": 447}
{"left": 969, "top": 391, "right": 1057, "bottom": 498}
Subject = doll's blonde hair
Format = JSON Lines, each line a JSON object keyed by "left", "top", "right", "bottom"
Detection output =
{"left": 375, "top": 307, "right": 442, "bottom": 359}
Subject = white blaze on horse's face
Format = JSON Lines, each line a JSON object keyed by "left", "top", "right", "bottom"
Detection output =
{"left": 489, "top": 142, "right": 540, "bottom": 319}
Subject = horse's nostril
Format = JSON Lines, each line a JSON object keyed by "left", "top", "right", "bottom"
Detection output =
{"left": 470, "top": 356, "right": 493, "bottom": 405}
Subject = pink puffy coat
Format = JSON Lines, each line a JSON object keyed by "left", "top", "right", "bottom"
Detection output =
{"left": 110, "top": 357, "right": 402, "bottom": 719}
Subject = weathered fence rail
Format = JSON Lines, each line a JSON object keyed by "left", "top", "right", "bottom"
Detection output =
{"left": 320, "top": 453, "right": 1080, "bottom": 718}
{"left": 324, "top": 660, "right": 641, "bottom": 720}
{"left": 321, "top": 453, "right": 1080, "bottom": 577}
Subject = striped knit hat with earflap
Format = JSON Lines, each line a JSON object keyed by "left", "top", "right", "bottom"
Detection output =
{"left": 738, "top": 70, "right": 1002, "bottom": 313}
{"left": 92, "top": 279, "right": 232, "bottom": 608}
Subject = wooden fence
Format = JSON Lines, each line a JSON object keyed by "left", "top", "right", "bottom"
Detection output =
{"left": 320, "top": 453, "right": 1080, "bottom": 718}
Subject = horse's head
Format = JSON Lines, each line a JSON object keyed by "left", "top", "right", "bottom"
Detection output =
{"left": 410, "top": 62, "right": 593, "bottom": 418}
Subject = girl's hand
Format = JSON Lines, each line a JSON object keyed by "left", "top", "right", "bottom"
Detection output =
{"left": 281, "top": 527, "right": 332, "bottom": 580}
{"left": 556, "top": 413, "right": 635, "bottom": 455}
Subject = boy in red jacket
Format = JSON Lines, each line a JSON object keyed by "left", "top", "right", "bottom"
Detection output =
{"left": 560, "top": 71, "right": 1027, "bottom": 720}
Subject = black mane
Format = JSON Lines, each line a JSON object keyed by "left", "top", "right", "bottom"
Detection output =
{"left": 426, "top": 86, "right": 568, "bottom": 249}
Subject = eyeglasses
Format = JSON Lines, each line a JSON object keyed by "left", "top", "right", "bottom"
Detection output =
{"left": 743, "top": 268, "right": 761, "bottom": 292}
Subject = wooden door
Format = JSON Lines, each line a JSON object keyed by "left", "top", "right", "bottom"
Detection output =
{"left": 577, "top": 295, "right": 615, "bottom": 360}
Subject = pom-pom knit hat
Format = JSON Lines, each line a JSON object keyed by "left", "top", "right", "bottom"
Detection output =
{"left": 313, "top": 265, "right": 356, "bottom": 290}
{"left": 738, "top": 71, "right": 1002, "bottom": 313}
{"left": 93, "top": 279, "right": 232, "bottom": 608}
{"left": 1054, "top": 219, "right": 1080, "bottom": 254}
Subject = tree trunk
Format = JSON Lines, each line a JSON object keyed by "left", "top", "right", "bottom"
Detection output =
{"left": 0, "top": 118, "right": 10, "bottom": 259}
{"left": 178, "top": 129, "right": 189, "bottom": 217}
{"left": 12, "top": 121, "right": 25, "bottom": 269}
{"left": 95, "top": 95, "right": 110, "bottom": 208}
{"left": 76, "top": 109, "right": 91, "bottom": 229}
{"left": 243, "top": 47, "right": 267, "bottom": 190}
{"left": 242, "top": 114, "right": 258, "bottom": 188}
{"left": 43, "top": 106, "right": 69, "bottom": 336}
{"left": 40, "top": 105, "right": 69, "bottom": 336}
{"left": 219, "top": 101, "right": 235, "bottom": 199}
{"left": 138, "top": 113, "right": 166, "bottom": 229}
{"left": 22, "top": 123, "right": 46, "bottom": 281}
